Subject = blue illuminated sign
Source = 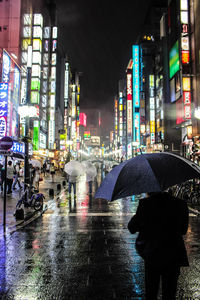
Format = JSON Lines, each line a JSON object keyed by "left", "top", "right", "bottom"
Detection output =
{"left": 0, "top": 83, "right": 8, "bottom": 137}
{"left": 2, "top": 51, "right": 11, "bottom": 83}
{"left": 134, "top": 112, "right": 140, "bottom": 143}
{"left": 11, "top": 142, "right": 25, "bottom": 154}
{"left": 132, "top": 45, "right": 141, "bottom": 145}
{"left": 132, "top": 45, "right": 140, "bottom": 108}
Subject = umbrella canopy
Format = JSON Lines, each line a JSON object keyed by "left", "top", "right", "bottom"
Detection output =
{"left": 30, "top": 159, "right": 41, "bottom": 168}
{"left": 82, "top": 161, "right": 97, "bottom": 181}
{"left": 64, "top": 160, "right": 85, "bottom": 176}
{"left": 95, "top": 152, "right": 200, "bottom": 201}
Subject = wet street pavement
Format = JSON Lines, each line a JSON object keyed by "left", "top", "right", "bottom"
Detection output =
{"left": 1, "top": 175, "right": 200, "bottom": 299}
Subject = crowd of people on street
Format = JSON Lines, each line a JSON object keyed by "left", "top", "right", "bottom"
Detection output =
{"left": 0, "top": 159, "right": 57, "bottom": 195}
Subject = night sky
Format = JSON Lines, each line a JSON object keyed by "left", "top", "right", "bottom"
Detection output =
{"left": 57, "top": 0, "right": 151, "bottom": 135}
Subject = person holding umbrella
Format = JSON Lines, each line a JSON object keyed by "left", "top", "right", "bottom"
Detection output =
{"left": 94, "top": 152, "right": 200, "bottom": 298}
{"left": 64, "top": 160, "right": 86, "bottom": 199}
{"left": 128, "top": 191, "right": 189, "bottom": 299}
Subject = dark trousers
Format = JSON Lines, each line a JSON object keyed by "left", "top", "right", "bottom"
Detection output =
{"left": 145, "top": 262, "right": 180, "bottom": 300}
{"left": 7, "top": 178, "right": 13, "bottom": 193}
{"left": 88, "top": 181, "right": 92, "bottom": 194}
{"left": 69, "top": 182, "right": 76, "bottom": 195}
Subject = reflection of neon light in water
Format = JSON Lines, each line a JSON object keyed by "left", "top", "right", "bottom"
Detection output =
{"left": 0, "top": 239, "right": 6, "bottom": 294}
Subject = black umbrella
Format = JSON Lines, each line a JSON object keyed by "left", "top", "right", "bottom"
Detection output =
{"left": 95, "top": 152, "right": 200, "bottom": 201}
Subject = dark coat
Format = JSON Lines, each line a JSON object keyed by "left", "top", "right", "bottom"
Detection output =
{"left": 128, "top": 192, "right": 189, "bottom": 267}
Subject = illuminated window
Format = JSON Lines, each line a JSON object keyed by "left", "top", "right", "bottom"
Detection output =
{"left": 52, "top": 40, "right": 57, "bottom": 52}
{"left": 31, "top": 91, "right": 40, "bottom": 104}
{"left": 34, "top": 14, "right": 43, "bottom": 26}
{"left": 180, "top": 0, "right": 188, "bottom": 10}
{"left": 33, "top": 39, "right": 42, "bottom": 51}
{"left": 42, "top": 67, "right": 48, "bottom": 79}
{"left": 32, "top": 65, "right": 41, "bottom": 78}
{"left": 181, "top": 11, "right": 188, "bottom": 24}
{"left": 42, "top": 81, "right": 47, "bottom": 93}
{"left": 51, "top": 67, "right": 56, "bottom": 79}
{"left": 23, "top": 14, "right": 32, "bottom": 25}
{"left": 21, "top": 51, "right": 27, "bottom": 64}
{"left": 32, "top": 52, "right": 41, "bottom": 65}
{"left": 31, "top": 78, "right": 40, "bottom": 90}
{"left": 43, "top": 54, "right": 49, "bottom": 65}
{"left": 44, "top": 40, "right": 49, "bottom": 52}
{"left": 23, "top": 27, "right": 31, "bottom": 38}
{"left": 51, "top": 53, "right": 56, "bottom": 65}
{"left": 52, "top": 27, "right": 57, "bottom": 38}
{"left": 44, "top": 27, "right": 50, "bottom": 38}
{"left": 33, "top": 26, "right": 43, "bottom": 40}
{"left": 22, "top": 39, "right": 31, "bottom": 50}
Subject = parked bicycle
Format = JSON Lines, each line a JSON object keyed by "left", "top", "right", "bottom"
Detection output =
{"left": 15, "top": 184, "right": 45, "bottom": 212}
{"left": 172, "top": 180, "right": 200, "bottom": 206}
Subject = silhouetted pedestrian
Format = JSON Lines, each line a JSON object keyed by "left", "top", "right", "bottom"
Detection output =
{"left": 128, "top": 191, "right": 189, "bottom": 300}
{"left": 6, "top": 161, "right": 14, "bottom": 194}
{"left": 13, "top": 162, "right": 22, "bottom": 190}
{"left": 50, "top": 163, "right": 55, "bottom": 182}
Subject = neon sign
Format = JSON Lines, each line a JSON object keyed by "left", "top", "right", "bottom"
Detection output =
{"left": 0, "top": 83, "right": 8, "bottom": 137}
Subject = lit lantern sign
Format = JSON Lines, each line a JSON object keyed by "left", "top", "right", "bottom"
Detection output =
{"left": 0, "top": 83, "right": 8, "bottom": 137}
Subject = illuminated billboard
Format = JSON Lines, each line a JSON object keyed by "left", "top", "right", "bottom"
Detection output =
{"left": 169, "top": 41, "right": 180, "bottom": 79}
{"left": 79, "top": 112, "right": 87, "bottom": 127}
{"left": 0, "top": 83, "right": 8, "bottom": 137}
{"left": 132, "top": 45, "right": 140, "bottom": 107}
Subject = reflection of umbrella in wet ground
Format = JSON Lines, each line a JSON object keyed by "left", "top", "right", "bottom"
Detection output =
{"left": 95, "top": 152, "right": 200, "bottom": 201}
{"left": 64, "top": 160, "right": 86, "bottom": 176}
{"left": 29, "top": 159, "right": 41, "bottom": 168}
{"left": 82, "top": 161, "right": 97, "bottom": 181}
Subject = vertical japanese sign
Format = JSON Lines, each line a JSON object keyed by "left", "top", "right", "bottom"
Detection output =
{"left": 2, "top": 52, "right": 11, "bottom": 83}
{"left": 149, "top": 75, "right": 155, "bottom": 144}
{"left": 127, "top": 72, "right": 132, "bottom": 138}
{"left": 132, "top": 45, "right": 140, "bottom": 144}
{"left": 0, "top": 83, "right": 8, "bottom": 137}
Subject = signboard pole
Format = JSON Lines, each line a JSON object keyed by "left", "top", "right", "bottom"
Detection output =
{"left": 3, "top": 155, "right": 7, "bottom": 233}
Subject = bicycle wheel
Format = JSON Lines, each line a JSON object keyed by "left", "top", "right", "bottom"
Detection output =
{"left": 181, "top": 190, "right": 190, "bottom": 202}
{"left": 33, "top": 195, "right": 43, "bottom": 211}
{"left": 190, "top": 192, "right": 199, "bottom": 206}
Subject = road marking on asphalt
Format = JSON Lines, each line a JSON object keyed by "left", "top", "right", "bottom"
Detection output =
{"left": 68, "top": 212, "right": 134, "bottom": 216}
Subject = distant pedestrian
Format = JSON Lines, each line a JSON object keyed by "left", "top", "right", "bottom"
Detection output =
{"left": 42, "top": 162, "right": 46, "bottom": 177}
{"left": 29, "top": 164, "right": 35, "bottom": 186}
{"left": 128, "top": 192, "right": 189, "bottom": 300}
{"left": 33, "top": 167, "right": 40, "bottom": 190}
{"left": 86, "top": 173, "right": 94, "bottom": 194}
{"left": 13, "top": 162, "right": 22, "bottom": 190}
{"left": 50, "top": 163, "right": 55, "bottom": 182}
{"left": 46, "top": 162, "right": 50, "bottom": 174}
{"left": 6, "top": 161, "right": 14, "bottom": 194}
{"left": 0, "top": 164, "right": 5, "bottom": 192}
